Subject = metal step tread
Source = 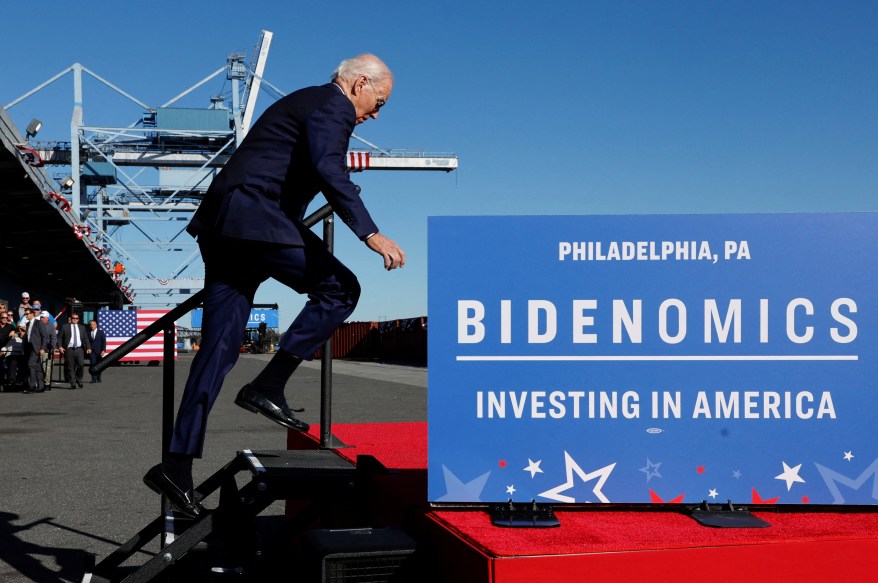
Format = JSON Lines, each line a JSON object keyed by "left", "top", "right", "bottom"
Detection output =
{"left": 241, "top": 449, "right": 356, "bottom": 478}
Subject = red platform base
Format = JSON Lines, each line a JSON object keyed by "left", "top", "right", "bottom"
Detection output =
{"left": 288, "top": 423, "right": 878, "bottom": 582}
{"left": 425, "top": 510, "right": 878, "bottom": 582}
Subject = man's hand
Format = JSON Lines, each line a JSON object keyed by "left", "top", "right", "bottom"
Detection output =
{"left": 365, "top": 233, "right": 406, "bottom": 270}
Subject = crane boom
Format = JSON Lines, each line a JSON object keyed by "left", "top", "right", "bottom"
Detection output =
{"left": 347, "top": 150, "right": 458, "bottom": 172}
{"left": 241, "top": 30, "right": 272, "bottom": 135}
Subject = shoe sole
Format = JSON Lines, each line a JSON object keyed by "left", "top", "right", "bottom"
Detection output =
{"left": 234, "top": 395, "right": 309, "bottom": 432}
{"left": 234, "top": 395, "right": 261, "bottom": 415}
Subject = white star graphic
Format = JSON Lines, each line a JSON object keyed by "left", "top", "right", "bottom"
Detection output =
{"left": 732, "top": 470, "right": 742, "bottom": 479}
{"left": 708, "top": 488, "right": 719, "bottom": 499}
{"left": 844, "top": 451, "right": 854, "bottom": 462}
{"left": 774, "top": 461, "right": 806, "bottom": 491}
{"left": 523, "top": 458, "right": 543, "bottom": 478}
{"left": 437, "top": 466, "right": 491, "bottom": 502}
{"left": 506, "top": 485, "right": 516, "bottom": 496}
{"left": 538, "top": 451, "right": 616, "bottom": 503}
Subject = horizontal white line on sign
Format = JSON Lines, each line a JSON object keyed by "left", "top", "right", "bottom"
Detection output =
{"left": 456, "top": 355, "right": 859, "bottom": 362}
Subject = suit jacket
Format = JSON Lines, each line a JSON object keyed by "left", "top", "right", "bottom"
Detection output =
{"left": 89, "top": 328, "right": 107, "bottom": 354}
{"left": 40, "top": 321, "right": 58, "bottom": 350}
{"left": 187, "top": 83, "right": 378, "bottom": 245}
{"left": 24, "top": 319, "right": 48, "bottom": 353}
{"left": 59, "top": 323, "right": 91, "bottom": 352}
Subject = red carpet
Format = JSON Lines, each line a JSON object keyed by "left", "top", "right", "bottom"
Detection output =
{"left": 287, "top": 421, "right": 426, "bottom": 469}
{"left": 288, "top": 422, "right": 878, "bottom": 581}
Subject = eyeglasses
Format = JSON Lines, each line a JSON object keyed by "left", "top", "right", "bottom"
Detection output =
{"left": 365, "top": 77, "right": 386, "bottom": 111}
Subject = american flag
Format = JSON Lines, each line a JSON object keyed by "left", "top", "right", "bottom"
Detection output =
{"left": 97, "top": 309, "right": 177, "bottom": 362}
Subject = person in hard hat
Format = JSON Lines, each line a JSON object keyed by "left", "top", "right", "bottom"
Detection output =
{"left": 144, "top": 53, "right": 405, "bottom": 518}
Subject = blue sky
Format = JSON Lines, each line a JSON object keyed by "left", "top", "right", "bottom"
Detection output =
{"left": 4, "top": 1, "right": 877, "bottom": 324}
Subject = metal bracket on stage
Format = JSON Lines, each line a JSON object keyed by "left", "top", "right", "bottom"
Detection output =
{"left": 489, "top": 499, "right": 561, "bottom": 528}
{"left": 686, "top": 500, "right": 772, "bottom": 528}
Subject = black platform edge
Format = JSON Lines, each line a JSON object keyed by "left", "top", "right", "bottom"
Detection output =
{"left": 240, "top": 448, "right": 357, "bottom": 476}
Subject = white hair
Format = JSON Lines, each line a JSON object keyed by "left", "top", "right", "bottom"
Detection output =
{"left": 331, "top": 54, "right": 393, "bottom": 85}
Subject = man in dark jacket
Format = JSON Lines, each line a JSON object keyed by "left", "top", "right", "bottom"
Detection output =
{"left": 39, "top": 311, "right": 57, "bottom": 389}
{"left": 23, "top": 309, "right": 48, "bottom": 393}
{"left": 144, "top": 54, "right": 405, "bottom": 518}
{"left": 87, "top": 319, "right": 107, "bottom": 383}
{"left": 59, "top": 313, "right": 91, "bottom": 389}
{"left": 0, "top": 313, "right": 16, "bottom": 389}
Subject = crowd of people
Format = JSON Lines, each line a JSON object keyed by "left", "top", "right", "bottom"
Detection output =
{"left": 0, "top": 292, "right": 107, "bottom": 393}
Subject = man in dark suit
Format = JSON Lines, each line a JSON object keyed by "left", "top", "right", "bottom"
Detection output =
{"left": 144, "top": 54, "right": 405, "bottom": 517}
{"left": 39, "top": 311, "right": 57, "bottom": 390}
{"left": 59, "top": 313, "right": 91, "bottom": 389}
{"left": 22, "top": 308, "right": 48, "bottom": 393}
{"left": 87, "top": 319, "right": 107, "bottom": 383}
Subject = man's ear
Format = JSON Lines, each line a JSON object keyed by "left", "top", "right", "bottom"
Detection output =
{"left": 351, "top": 75, "right": 367, "bottom": 96}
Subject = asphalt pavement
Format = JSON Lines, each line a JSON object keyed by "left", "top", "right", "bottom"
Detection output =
{"left": 0, "top": 354, "right": 427, "bottom": 582}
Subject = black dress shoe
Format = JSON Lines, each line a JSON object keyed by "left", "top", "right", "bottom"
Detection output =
{"left": 234, "top": 384, "right": 309, "bottom": 432}
{"left": 143, "top": 464, "right": 204, "bottom": 519}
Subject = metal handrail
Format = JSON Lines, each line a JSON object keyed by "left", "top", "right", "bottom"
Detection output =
{"left": 89, "top": 202, "right": 341, "bottom": 450}
{"left": 89, "top": 290, "right": 205, "bottom": 375}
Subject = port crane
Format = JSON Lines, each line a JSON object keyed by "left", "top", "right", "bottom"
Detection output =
{"left": 5, "top": 30, "right": 457, "bottom": 306}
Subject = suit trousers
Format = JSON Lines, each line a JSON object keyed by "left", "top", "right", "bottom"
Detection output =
{"left": 89, "top": 351, "right": 102, "bottom": 381}
{"left": 65, "top": 347, "right": 85, "bottom": 385}
{"left": 27, "top": 349, "right": 44, "bottom": 391}
{"left": 170, "top": 228, "right": 361, "bottom": 457}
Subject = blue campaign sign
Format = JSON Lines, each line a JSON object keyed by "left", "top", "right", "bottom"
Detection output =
{"left": 428, "top": 213, "right": 878, "bottom": 505}
{"left": 191, "top": 308, "right": 279, "bottom": 329}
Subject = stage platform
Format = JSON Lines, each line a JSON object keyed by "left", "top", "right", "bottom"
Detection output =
{"left": 289, "top": 422, "right": 878, "bottom": 582}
